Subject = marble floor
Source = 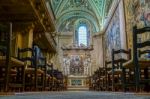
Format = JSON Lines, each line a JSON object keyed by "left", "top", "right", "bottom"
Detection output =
{"left": 0, "top": 91, "right": 150, "bottom": 99}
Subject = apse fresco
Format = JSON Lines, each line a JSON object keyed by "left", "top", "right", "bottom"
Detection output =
{"left": 135, "top": 0, "right": 150, "bottom": 27}
{"left": 124, "top": 0, "right": 150, "bottom": 48}
{"left": 62, "top": 52, "right": 91, "bottom": 76}
{"left": 105, "top": 7, "right": 121, "bottom": 61}
{"left": 70, "top": 55, "right": 84, "bottom": 75}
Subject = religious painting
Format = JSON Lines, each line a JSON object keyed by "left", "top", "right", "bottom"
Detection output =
{"left": 62, "top": 51, "right": 91, "bottom": 76}
{"left": 135, "top": 0, "right": 150, "bottom": 43}
{"left": 135, "top": 0, "right": 150, "bottom": 27}
{"left": 105, "top": 6, "right": 121, "bottom": 61}
{"left": 124, "top": 0, "right": 150, "bottom": 48}
{"left": 70, "top": 55, "right": 84, "bottom": 75}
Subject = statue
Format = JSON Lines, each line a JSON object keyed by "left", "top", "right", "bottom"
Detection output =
{"left": 63, "top": 56, "right": 70, "bottom": 75}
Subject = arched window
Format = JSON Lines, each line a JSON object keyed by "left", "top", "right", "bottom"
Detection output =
{"left": 78, "top": 26, "right": 87, "bottom": 46}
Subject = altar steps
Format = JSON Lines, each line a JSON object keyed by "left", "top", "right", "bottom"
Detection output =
{"left": 67, "top": 86, "right": 89, "bottom": 91}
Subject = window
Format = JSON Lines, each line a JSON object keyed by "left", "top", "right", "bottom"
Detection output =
{"left": 78, "top": 26, "right": 87, "bottom": 46}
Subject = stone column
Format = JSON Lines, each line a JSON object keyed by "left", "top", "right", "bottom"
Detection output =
{"left": 69, "top": 79, "right": 72, "bottom": 86}
{"left": 27, "top": 25, "right": 34, "bottom": 59}
{"left": 82, "top": 79, "right": 84, "bottom": 86}
{"left": 17, "top": 32, "right": 23, "bottom": 49}
{"left": 119, "top": 0, "right": 127, "bottom": 50}
{"left": 23, "top": 24, "right": 34, "bottom": 65}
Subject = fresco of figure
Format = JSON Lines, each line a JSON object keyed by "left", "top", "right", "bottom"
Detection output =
{"left": 83, "top": 59, "right": 88, "bottom": 75}
{"left": 83, "top": 57, "right": 91, "bottom": 75}
{"left": 142, "top": 11, "right": 150, "bottom": 26}
{"left": 105, "top": 7, "right": 121, "bottom": 61}
{"left": 69, "top": 55, "right": 85, "bottom": 75}
{"left": 135, "top": 0, "right": 150, "bottom": 26}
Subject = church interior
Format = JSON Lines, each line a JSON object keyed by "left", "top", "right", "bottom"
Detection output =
{"left": 0, "top": 0, "right": 150, "bottom": 96}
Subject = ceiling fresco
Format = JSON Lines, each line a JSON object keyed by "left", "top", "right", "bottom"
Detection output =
{"left": 49, "top": 0, "right": 113, "bottom": 33}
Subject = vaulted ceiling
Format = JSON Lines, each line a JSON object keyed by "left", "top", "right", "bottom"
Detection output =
{"left": 49, "top": 0, "right": 113, "bottom": 33}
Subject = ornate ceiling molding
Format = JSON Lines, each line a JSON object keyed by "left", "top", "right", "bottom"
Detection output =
{"left": 74, "top": 18, "right": 91, "bottom": 28}
{"left": 55, "top": 0, "right": 70, "bottom": 17}
{"left": 56, "top": 11, "right": 99, "bottom": 32}
{"left": 49, "top": 0, "right": 113, "bottom": 33}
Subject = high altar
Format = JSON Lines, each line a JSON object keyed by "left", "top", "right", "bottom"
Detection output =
{"left": 62, "top": 44, "right": 93, "bottom": 90}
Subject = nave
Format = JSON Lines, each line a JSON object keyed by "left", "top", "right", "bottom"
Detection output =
{"left": 0, "top": 0, "right": 150, "bottom": 96}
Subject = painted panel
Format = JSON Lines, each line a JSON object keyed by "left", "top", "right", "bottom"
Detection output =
{"left": 105, "top": 6, "right": 121, "bottom": 61}
{"left": 124, "top": 0, "right": 150, "bottom": 48}
{"left": 62, "top": 50, "right": 91, "bottom": 76}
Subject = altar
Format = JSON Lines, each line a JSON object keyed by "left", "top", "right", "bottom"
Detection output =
{"left": 67, "top": 75, "right": 89, "bottom": 90}
{"left": 61, "top": 44, "right": 93, "bottom": 90}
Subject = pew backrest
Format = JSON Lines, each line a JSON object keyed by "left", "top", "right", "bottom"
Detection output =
{"left": 112, "top": 49, "right": 131, "bottom": 69}
{"left": 132, "top": 26, "right": 150, "bottom": 63}
{"left": 18, "top": 48, "right": 36, "bottom": 66}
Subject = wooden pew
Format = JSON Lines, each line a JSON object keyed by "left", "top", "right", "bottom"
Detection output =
{"left": 56, "top": 71, "right": 64, "bottom": 91}
{"left": 95, "top": 69, "right": 100, "bottom": 91}
{"left": 44, "top": 63, "right": 52, "bottom": 91}
{"left": 18, "top": 48, "right": 44, "bottom": 91}
{"left": 100, "top": 68, "right": 106, "bottom": 91}
{"left": 105, "top": 61, "right": 112, "bottom": 91}
{"left": 123, "top": 26, "right": 150, "bottom": 92}
{"left": 37, "top": 57, "right": 47, "bottom": 91}
{"left": 108, "top": 49, "right": 131, "bottom": 91}
{"left": 94, "top": 69, "right": 100, "bottom": 91}
{"left": 92, "top": 70, "right": 101, "bottom": 91}
{"left": 94, "top": 67, "right": 105, "bottom": 91}
{"left": 0, "top": 23, "right": 25, "bottom": 92}
{"left": 138, "top": 50, "right": 150, "bottom": 92}
{"left": 37, "top": 58, "right": 53, "bottom": 91}
{"left": 51, "top": 69, "right": 63, "bottom": 91}
{"left": 91, "top": 73, "right": 97, "bottom": 91}
{"left": 47, "top": 64, "right": 55, "bottom": 91}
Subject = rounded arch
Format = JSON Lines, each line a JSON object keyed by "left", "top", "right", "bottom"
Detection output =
{"left": 75, "top": 18, "right": 93, "bottom": 30}
{"left": 56, "top": 7, "right": 96, "bottom": 20}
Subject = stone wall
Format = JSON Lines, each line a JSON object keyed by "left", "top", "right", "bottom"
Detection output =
{"left": 57, "top": 32, "right": 74, "bottom": 71}
{"left": 91, "top": 34, "right": 104, "bottom": 73}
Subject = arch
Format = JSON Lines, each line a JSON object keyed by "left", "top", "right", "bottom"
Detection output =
{"left": 56, "top": 10, "right": 100, "bottom": 32}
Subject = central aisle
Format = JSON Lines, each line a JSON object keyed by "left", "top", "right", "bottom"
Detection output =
{"left": 0, "top": 91, "right": 150, "bottom": 99}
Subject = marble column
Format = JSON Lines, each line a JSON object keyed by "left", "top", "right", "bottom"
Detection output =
{"left": 82, "top": 79, "right": 84, "bottom": 86}
{"left": 23, "top": 24, "right": 34, "bottom": 65}
{"left": 119, "top": 0, "right": 127, "bottom": 50}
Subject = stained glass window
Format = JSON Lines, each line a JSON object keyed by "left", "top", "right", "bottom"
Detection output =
{"left": 78, "top": 26, "right": 87, "bottom": 46}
